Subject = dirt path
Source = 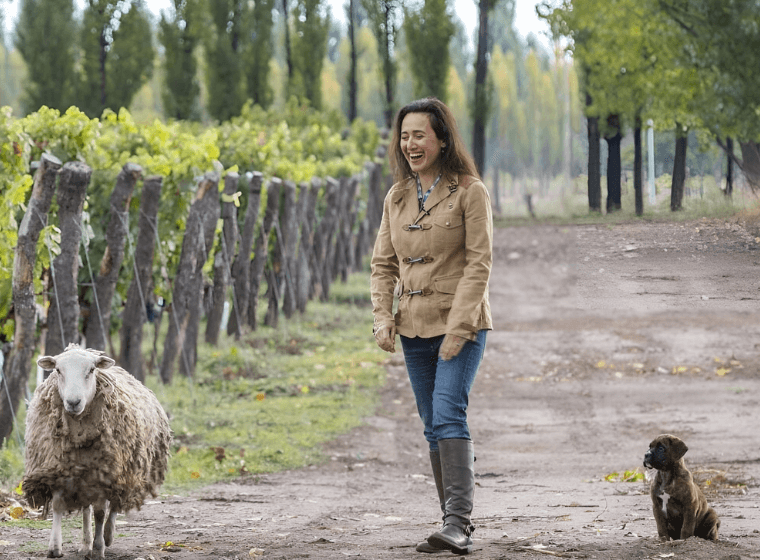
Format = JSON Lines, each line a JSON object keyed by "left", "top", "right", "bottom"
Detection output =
{"left": 5, "top": 218, "right": 760, "bottom": 559}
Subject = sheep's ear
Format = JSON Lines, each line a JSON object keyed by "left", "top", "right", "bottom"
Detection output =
{"left": 37, "top": 356, "right": 56, "bottom": 370}
{"left": 95, "top": 356, "right": 115, "bottom": 370}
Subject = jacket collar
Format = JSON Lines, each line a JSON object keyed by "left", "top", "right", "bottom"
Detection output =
{"left": 422, "top": 173, "right": 459, "bottom": 211}
{"left": 392, "top": 173, "right": 459, "bottom": 208}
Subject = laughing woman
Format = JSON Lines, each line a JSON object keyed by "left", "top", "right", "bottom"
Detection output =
{"left": 370, "top": 97, "right": 493, "bottom": 555}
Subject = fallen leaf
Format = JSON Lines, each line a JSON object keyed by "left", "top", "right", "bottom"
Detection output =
{"left": 716, "top": 367, "right": 731, "bottom": 377}
{"left": 9, "top": 506, "right": 24, "bottom": 519}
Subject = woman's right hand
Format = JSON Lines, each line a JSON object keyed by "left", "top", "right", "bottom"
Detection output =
{"left": 374, "top": 324, "right": 397, "bottom": 353}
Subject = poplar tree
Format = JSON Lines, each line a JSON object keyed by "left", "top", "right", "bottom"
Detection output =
{"left": 291, "top": 0, "right": 330, "bottom": 109}
{"left": 15, "top": 0, "right": 77, "bottom": 112}
{"left": 403, "top": 0, "right": 454, "bottom": 102}
{"left": 206, "top": 0, "right": 245, "bottom": 121}
{"left": 362, "top": 0, "right": 400, "bottom": 129}
{"left": 159, "top": 0, "right": 202, "bottom": 120}
{"left": 242, "top": 0, "right": 275, "bottom": 108}
{"left": 77, "top": 0, "right": 155, "bottom": 118}
{"left": 472, "top": 0, "right": 500, "bottom": 176}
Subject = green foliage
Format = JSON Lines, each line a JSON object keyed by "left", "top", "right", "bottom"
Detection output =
{"left": 14, "top": 0, "right": 77, "bottom": 113}
{"left": 159, "top": 0, "right": 203, "bottom": 121}
{"left": 242, "top": 0, "right": 275, "bottom": 109}
{"left": 0, "top": 107, "right": 34, "bottom": 338}
{"left": 205, "top": 0, "right": 246, "bottom": 121}
{"left": 77, "top": 0, "right": 155, "bottom": 118}
{"left": 290, "top": 0, "right": 331, "bottom": 110}
{"left": 0, "top": 101, "right": 377, "bottom": 348}
{"left": 403, "top": 0, "right": 455, "bottom": 101}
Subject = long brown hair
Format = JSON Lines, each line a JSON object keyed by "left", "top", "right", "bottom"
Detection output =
{"left": 388, "top": 97, "right": 480, "bottom": 184}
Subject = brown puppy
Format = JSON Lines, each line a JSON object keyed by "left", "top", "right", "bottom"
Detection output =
{"left": 643, "top": 434, "right": 720, "bottom": 541}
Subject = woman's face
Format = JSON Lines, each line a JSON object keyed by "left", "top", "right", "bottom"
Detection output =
{"left": 400, "top": 112, "right": 445, "bottom": 177}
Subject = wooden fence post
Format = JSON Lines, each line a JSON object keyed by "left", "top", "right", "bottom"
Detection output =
{"left": 281, "top": 180, "right": 299, "bottom": 318}
{"left": 119, "top": 175, "right": 162, "bottom": 382}
{"left": 315, "top": 177, "right": 340, "bottom": 301}
{"left": 160, "top": 172, "right": 220, "bottom": 383}
{"left": 0, "top": 154, "right": 61, "bottom": 446}
{"left": 206, "top": 172, "right": 239, "bottom": 344}
{"left": 300, "top": 177, "right": 321, "bottom": 309}
{"left": 45, "top": 162, "right": 91, "bottom": 358}
{"left": 85, "top": 162, "right": 141, "bottom": 353}
{"left": 228, "top": 172, "right": 263, "bottom": 338}
{"left": 248, "top": 178, "right": 281, "bottom": 330}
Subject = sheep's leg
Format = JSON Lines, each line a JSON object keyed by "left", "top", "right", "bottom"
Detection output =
{"left": 79, "top": 505, "right": 93, "bottom": 557}
{"left": 103, "top": 503, "right": 117, "bottom": 547}
{"left": 89, "top": 499, "right": 108, "bottom": 560}
{"left": 78, "top": 505, "right": 94, "bottom": 558}
{"left": 48, "top": 491, "right": 64, "bottom": 558}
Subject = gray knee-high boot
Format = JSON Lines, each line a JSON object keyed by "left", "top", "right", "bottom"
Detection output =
{"left": 416, "top": 450, "right": 447, "bottom": 553}
{"left": 426, "top": 439, "right": 475, "bottom": 555}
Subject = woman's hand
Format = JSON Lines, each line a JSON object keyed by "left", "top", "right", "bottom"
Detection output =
{"left": 439, "top": 334, "right": 468, "bottom": 361}
{"left": 374, "top": 324, "right": 397, "bottom": 353}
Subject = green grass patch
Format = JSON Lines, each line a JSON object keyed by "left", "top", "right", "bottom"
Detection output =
{"left": 1, "top": 270, "right": 386, "bottom": 495}
{"left": 493, "top": 173, "right": 760, "bottom": 227}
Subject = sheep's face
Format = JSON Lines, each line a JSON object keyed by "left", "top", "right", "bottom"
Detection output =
{"left": 37, "top": 349, "right": 115, "bottom": 417}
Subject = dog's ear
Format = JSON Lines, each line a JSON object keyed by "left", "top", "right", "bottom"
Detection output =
{"left": 670, "top": 436, "right": 688, "bottom": 460}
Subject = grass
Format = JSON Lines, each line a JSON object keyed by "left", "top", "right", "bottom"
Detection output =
{"left": 492, "top": 173, "right": 760, "bottom": 227}
{"left": 0, "top": 269, "right": 387, "bottom": 495}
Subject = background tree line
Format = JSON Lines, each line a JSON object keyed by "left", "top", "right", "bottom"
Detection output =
{"left": 1, "top": 0, "right": 748, "bottom": 212}
{"left": 540, "top": 0, "right": 760, "bottom": 214}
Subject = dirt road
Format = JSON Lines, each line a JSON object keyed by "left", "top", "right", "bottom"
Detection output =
{"left": 4, "top": 218, "right": 760, "bottom": 559}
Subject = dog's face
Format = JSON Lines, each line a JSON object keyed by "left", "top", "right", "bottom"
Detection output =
{"left": 644, "top": 434, "right": 688, "bottom": 470}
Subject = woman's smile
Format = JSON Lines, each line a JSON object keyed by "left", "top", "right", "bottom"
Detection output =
{"left": 400, "top": 112, "right": 445, "bottom": 181}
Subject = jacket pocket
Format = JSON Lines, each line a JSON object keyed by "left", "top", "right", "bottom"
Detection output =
{"left": 435, "top": 274, "right": 462, "bottom": 324}
{"left": 432, "top": 214, "right": 464, "bottom": 253}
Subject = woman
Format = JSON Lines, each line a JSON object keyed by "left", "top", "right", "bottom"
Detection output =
{"left": 370, "top": 97, "right": 492, "bottom": 555}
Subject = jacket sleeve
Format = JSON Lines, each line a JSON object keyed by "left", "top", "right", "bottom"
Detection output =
{"left": 446, "top": 180, "right": 492, "bottom": 339}
{"left": 370, "top": 189, "right": 400, "bottom": 332}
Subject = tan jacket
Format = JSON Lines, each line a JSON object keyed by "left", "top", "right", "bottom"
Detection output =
{"left": 370, "top": 173, "right": 493, "bottom": 340}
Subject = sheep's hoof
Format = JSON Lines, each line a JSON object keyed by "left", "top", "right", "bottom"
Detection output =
{"left": 47, "top": 549, "right": 63, "bottom": 558}
{"left": 84, "top": 550, "right": 105, "bottom": 560}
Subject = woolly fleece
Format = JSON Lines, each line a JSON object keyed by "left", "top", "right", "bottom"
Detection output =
{"left": 23, "top": 349, "right": 172, "bottom": 513}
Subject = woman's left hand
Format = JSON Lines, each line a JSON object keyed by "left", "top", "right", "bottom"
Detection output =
{"left": 439, "top": 334, "right": 468, "bottom": 361}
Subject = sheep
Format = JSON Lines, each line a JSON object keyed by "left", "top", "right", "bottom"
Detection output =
{"left": 23, "top": 343, "right": 172, "bottom": 559}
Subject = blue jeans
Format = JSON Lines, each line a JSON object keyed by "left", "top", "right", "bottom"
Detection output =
{"left": 400, "top": 330, "right": 487, "bottom": 451}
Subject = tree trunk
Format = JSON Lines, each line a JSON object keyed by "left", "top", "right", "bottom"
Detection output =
{"left": 586, "top": 95, "right": 601, "bottom": 212}
{"left": 119, "top": 175, "right": 162, "bottom": 381}
{"left": 206, "top": 172, "right": 240, "bottom": 345}
{"left": 382, "top": 1, "right": 395, "bottom": 130}
{"left": 472, "top": 0, "right": 490, "bottom": 177}
{"left": 604, "top": 114, "right": 622, "bottom": 213}
{"left": 725, "top": 137, "right": 734, "bottom": 197}
{"left": 228, "top": 172, "right": 263, "bottom": 338}
{"left": 0, "top": 154, "right": 61, "bottom": 447}
{"left": 248, "top": 178, "right": 281, "bottom": 329}
{"left": 160, "top": 172, "right": 220, "bottom": 383}
{"left": 86, "top": 162, "right": 141, "bottom": 352}
{"left": 347, "top": 0, "right": 357, "bottom": 123}
{"left": 282, "top": 0, "right": 293, "bottom": 81}
{"left": 281, "top": 180, "right": 299, "bottom": 319}
{"left": 634, "top": 117, "right": 643, "bottom": 216}
{"left": 46, "top": 162, "right": 91, "bottom": 358}
{"left": 670, "top": 125, "right": 688, "bottom": 211}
